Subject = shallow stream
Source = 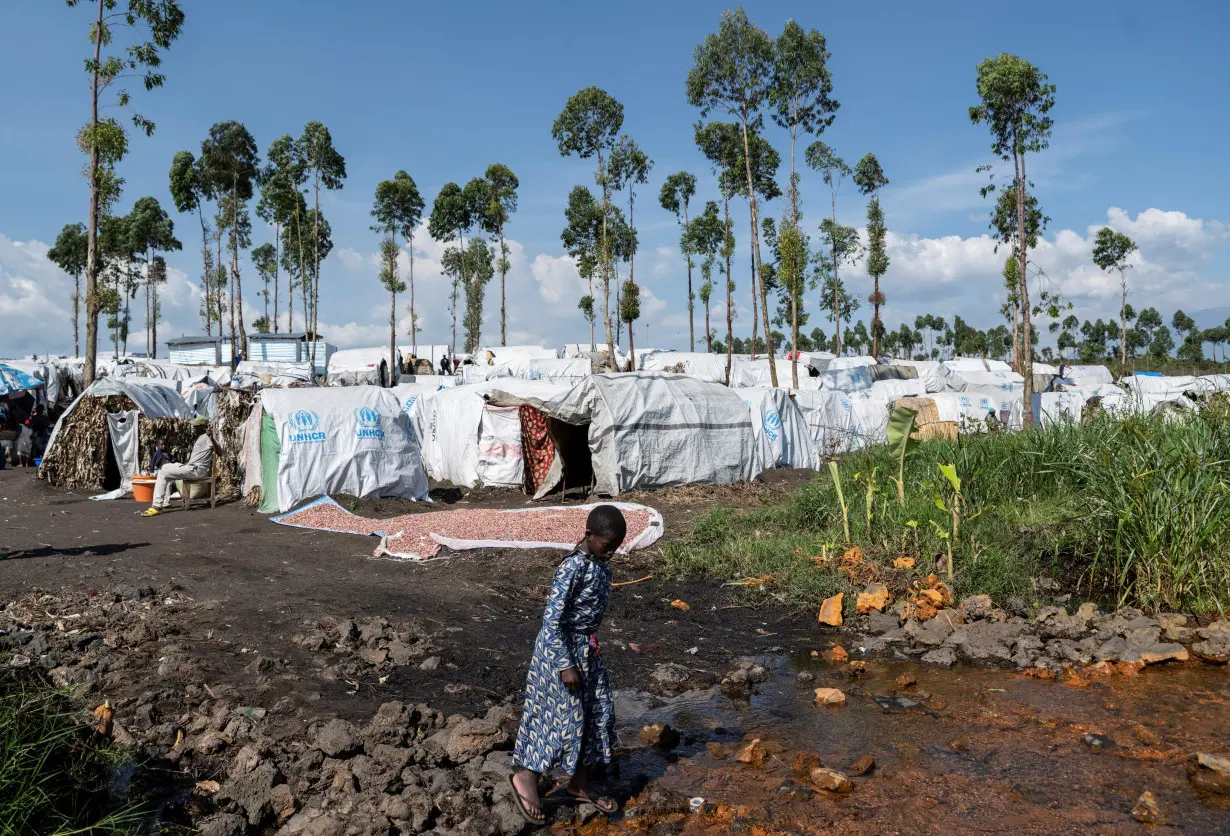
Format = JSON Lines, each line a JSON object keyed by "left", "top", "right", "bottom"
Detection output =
{"left": 583, "top": 652, "right": 1230, "bottom": 833}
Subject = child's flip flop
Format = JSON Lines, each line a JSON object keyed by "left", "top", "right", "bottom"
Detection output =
{"left": 507, "top": 773, "right": 546, "bottom": 826}
{"left": 567, "top": 787, "right": 619, "bottom": 815}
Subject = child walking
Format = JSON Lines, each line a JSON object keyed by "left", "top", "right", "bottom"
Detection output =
{"left": 508, "top": 505, "right": 626, "bottom": 825}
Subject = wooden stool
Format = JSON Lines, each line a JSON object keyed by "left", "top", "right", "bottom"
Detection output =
{"left": 177, "top": 461, "right": 218, "bottom": 510}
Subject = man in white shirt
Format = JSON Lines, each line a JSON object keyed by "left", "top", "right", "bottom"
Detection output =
{"left": 143, "top": 417, "right": 217, "bottom": 516}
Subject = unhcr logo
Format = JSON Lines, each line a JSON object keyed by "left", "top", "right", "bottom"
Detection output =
{"left": 763, "top": 410, "right": 782, "bottom": 442}
{"left": 288, "top": 410, "right": 326, "bottom": 445}
{"left": 354, "top": 406, "right": 385, "bottom": 440}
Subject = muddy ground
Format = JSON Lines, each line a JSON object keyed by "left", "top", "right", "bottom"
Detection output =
{"left": 0, "top": 467, "right": 815, "bottom": 724}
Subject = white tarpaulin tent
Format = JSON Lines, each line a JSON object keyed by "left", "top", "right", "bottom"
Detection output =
{"left": 890, "top": 360, "right": 944, "bottom": 393}
{"left": 792, "top": 390, "right": 889, "bottom": 459}
{"left": 413, "top": 380, "right": 571, "bottom": 489}
{"left": 816, "top": 365, "right": 873, "bottom": 392}
{"left": 490, "top": 372, "right": 757, "bottom": 496}
{"left": 943, "top": 369, "right": 1026, "bottom": 396}
{"left": 478, "top": 345, "right": 560, "bottom": 365}
{"left": 943, "top": 358, "right": 1013, "bottom": 374}
{"left": 326, "top": 348, "right": 395, "bottom": 387}
{"left": 1064, "top": 365, "right": 1113, "bottom": 388}
{"left": 389, "top": 379, "right": 455, "bottom": 440}
{"left": 868, "top": 378, "right": 927, "bottom": 401}
{"left": 735, "top": 387, "right": 814, "bottom": 471}
{"left": 930, "top": 392, "right": 1024, "bottom": 430}
{"left": 259, "top": 387, "right": 427, "bottom": 512}
{"left": 484, "top": 357, "right": 590, "bottom": 385}
{"left": 639, "top": 351, "right": 729, "bottom": 383}
{"left": 1193, "top": 374, "right": 1230, "bottom": 393}
{"left": 234, "top": 360, "right": 314, "bottom": 389}
{"left": 5, "top": 359, "right": 61, "bottom": 404}
{"left": 827, "top": 355, "right": 877, "bottom": 370}
{"left": 1031, "top": 391, "right": 1084, "bottom": 426}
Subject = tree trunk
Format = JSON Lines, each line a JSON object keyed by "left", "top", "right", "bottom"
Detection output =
{"left": 627, "top": 311, "right": 635, "bottom": 372}
{"left": 390, "top": 287, "right": 397, "bottom": 388}
{"left": 1119, "top": 274, "right": 1128, "bottom": 379}
{"left": 83, "top": 0, "right": 104, "bottom": 386}
{"left": 151, "top": 284, "right": 158, "bottom": 359}
{"left": 615, "top": 281, "right": 622, "bottom": 348}
{"left": 273, "top": 222, "right": 280, "bottom": 334}
{"left": 1016, "top": 148, "right": 1035, "bottom": 427}
{"left": 232, "top": 180, "right": 246, "bottom": 359}
{"left": 499, "top": 230, "right": 507, "bottom": 346}
{"left": 704, "top": 298, "right": 712, "bottom": 353}
{"left": 197, "top": 206, "right": 212, "bottom": 336}
{"left": 739, "top": 117, "right": 776, "bottom": 387}
{"left": 216, "top": 231, "right": 225, "bottom": 344}
{"left": 628, "top": 191, "right": 636, "bottom": 372}
{"left": 871, "top": 277, "right": 881, "bottom": 359}
{"left": 789, "top": 112, "right": 799, "bottom": 387}
{"left": 749, "top": 222, "right": 758, "bottom": 360}
{"left": 310, "top": 172, "right": 321, "bottom": 370}
{"left": 409, "top": 230, "right": 417, "bottom": 354}
{"left": 73, "top": 275, "right": 80, "bottom": 357}
{"left": 683, "top": 200, "right": 694, "bottom": 352}
{"left": 1011, "top": 295, "right": 1019, "bottom": 372}
{"left": 723, "top": 191, "right": 733, "bottom": 387}
{"left": 831, "top": 188, "right": 841, "bottom": 356}
{"left": 597, "top": 149, "right": 615, "bottom": 367}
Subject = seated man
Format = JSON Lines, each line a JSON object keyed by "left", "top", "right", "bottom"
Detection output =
{"left": 142, "top": 417, "right": 217, "bottom": 517}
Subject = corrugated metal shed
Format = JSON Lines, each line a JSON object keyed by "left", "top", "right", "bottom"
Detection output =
{"left": 166, "top": 336, "right": 224, "bottom": 366}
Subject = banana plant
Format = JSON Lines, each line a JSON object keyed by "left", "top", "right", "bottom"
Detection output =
{"left": 886, "top": 406, "right": 920, "bottom": 505}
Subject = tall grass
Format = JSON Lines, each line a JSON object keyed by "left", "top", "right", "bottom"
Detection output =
{"left": 0, "top": 673, "right": 144, "bottom": 835}
{"left": 664, "top": 408, "right": 1230, "bottom": 615}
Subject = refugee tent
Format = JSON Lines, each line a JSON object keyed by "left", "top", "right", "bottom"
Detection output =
{"left": 791, "top": 389, "right": 890, "bottom": 459}
{"left": 1031, "top": 391, "right": 1084, "bottom": 426}
{"left": 398, "top": 344, "right": 451, "bottom": 365}
{"left": 640, "top": 351, "right": 729, "bottom": 383}
{"left": 326, "top": 348, "right": 395, "bottom": 387}
{"left": 1061, "top": 365, "right": 1113, "bottom": 388}
{"left": 735, "top": 387, "right": 815, "bottom": 471}
{"left": 488, "top": 372, "right": 757, "bottom": 497}
{"left": 890, "top": 360, "right": 945, "bottom": 392}
{"left": 413, "top": 380, "right": 573, "bottom": 489}
{"left": 389, "top": 379, "right": 455, "bottom": 440}
{"left": 815, "top": 365, "right": 873, "bottom": 392}
{"left": 631, "top": 348, "right": 669, "bottom": 369}
{"left": 484, "top": 357, "right": 591, "bottom": 385}
{"left": 931, "top": 391, "right": 1024, "bottom": 430}
{"left": 4, "top": 359, "right": 61, "bottom": 404}
{"left": 868, "top": 378, "right": 927, "bottom": 401}
{"left": 233, "top": 360, "right": 315, "bottom": 390}
{"left": 478, "top": 345, "right": 560, "bottom": 365}
{"left": 943, "top": 358, "right": 1014, "bottom": 373}
{"left": 942, "top": 369, "right": 1026, "bottom": 397}
{"left": 249, "top": 387, "right": 428, "bottom": 513}
{"left": 40, "top": 377, "right": 196, "bottom": 491}
{"left": 827, "top": 355, "right": 877, "bottom": 370}
{"left": 1192, "top": 374, "right": 1230, "bottom": 394}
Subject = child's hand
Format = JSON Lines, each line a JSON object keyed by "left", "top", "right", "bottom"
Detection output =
{"left": 560, "top": 667, "right": 581, "bottom": 692}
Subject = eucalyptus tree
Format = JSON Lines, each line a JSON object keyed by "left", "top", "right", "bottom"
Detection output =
{"left": 372, "top": 170, "right": 425, "bottom": 364}
{"left": 126, "top": 196, "right": 180, "bottom": 358}
{"left": 853, "top": 153, "right": 889, "bottom": 356}
{"left": 688, "top": 200, "right": 724, "bottom": 353}
{"left": 731, "top": 129, "right": 781, "bottom": 363}
{"left": 695, "top": 121, "right": 743, "bottom": 383}
{"left": 201, "top": 121, "right": 259, "bottom": 356}
{"left": 378, "top": 238, "right": 406, "bottom": 375}
{"left": 806, "top": 141, "right": 855, "bottom": 354}
{"left": 69, "top": 0, "right": 184, "bottom": 385}
{"left": 988, "top": 182, "right": 1046, "bottom": 368}
{"left": 297, "top": 122, "right": 346, "bottom": 363}
{"left": 770, "top": 20, "right": 838, "bottom": 224}
{"left": 659, "top": 172, "right": 698, "bottom": 349}
{"left": 687, "top": 9, "right": 779, "bottom": 385}
{"left": 607, "top": 135, "right": 652, "bottom": 367}
{"left": 561, "top": 186, "right": 603, "bottom": 346}
{"left": 970, "top": 53, "right": 1056, "bottom": 425}
{"left": 481, "top": 164, "right": 518, "bottom": 346}
{"left": 428, "top": 181, "right": 483, "bottom": 356}
{"left": 251, "top": 242, "right": 277, "bottom": 336}
{"left": 257, "top": 137, "right": 303, "bottom": 333}
{"left": 552, "top": 87, "right": 625, "bottom": 360}
{"left": 48, "top": 223, "right": 89, "bottom": 356}
{"left": 169, "top": 150, "right": 218, "bottom": 334}
{"left": 1092, "top": 227, "right": 1138, "bottom": 378}
{"left": 213, "top": 193, "right": 251, "bottom": 352}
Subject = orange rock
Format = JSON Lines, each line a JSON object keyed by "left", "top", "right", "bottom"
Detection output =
{"left": 818, "top": 593, "right": 844, "bottom": 626}
{"left": 707, "top": 742, "right": 726, "bottom": 759}
{"left": 813, "top": 687, "right": 846, "bottom": 706}
{"left": 735, "top": 738, "right": 764, "bottom": 765}
{"left": 1116, "top": 660, "right": 1145, "bottom": 677}
{"left": 915, "top": 600, "right": 938, "bottom": 621}
{"left": 846, "top": 661, "right": 867, "bottom": 677}
{"left": 670, "top": 599, "right": 690, "bottom": 611}
{"left": 847, "top": 754, "right": 875, "bottom": 776}
{"left": 792, "top": 751, "right": 821, "bottom": 780}
{"left": 893, "top": 556, "right": 915, "bottom": 569}
{"left": 925, "top": 573, "right": 939, "bottom": 586}
{"left": 933, "top": 581, "right": 954, "bottom": 605}
{"left": 918, "top": 588, "right": 944, "bottom": 607}
{"left": 856, "top": 583, "right": 892, "bottom": 614}
{"left": 1133, "top": 725, "right": 1162, "bottom": 747}
{"left": 825, "top": 646, "right": 849, "bottom": 664}
{"left": 843, "top": 546, "right": 864, "bottom": 564}
{"left": 808, "top": 767, "right": 853, "bottom": 793}
{"left": 896, "top": 672, "right": 917, "bottom": 688}
{"left": 1064, "top": 676, "right": 1090, "bottom": 688}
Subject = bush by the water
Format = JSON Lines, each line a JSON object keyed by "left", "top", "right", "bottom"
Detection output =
{"left": 0, "top": 673, "right": 142, "bottom": 835}
{"left": 666, "top": 406, "right": 1230, "bottom": 615}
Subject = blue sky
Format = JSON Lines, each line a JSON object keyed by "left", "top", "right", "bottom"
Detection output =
{"left": 2, "top": 0, "right": 1228, "bottom": 356}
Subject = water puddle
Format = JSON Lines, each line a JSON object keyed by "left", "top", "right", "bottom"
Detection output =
{"left": 582, "top": 653, "right": 1229, "bottom": 833}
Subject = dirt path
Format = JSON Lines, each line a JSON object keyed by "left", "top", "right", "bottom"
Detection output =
{"left": 0, "top": 467, "right": 811, "bottom": 721}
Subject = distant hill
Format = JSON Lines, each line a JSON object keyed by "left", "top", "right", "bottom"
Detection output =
{"left": 1192, "top": 306, "right": 1230, "bottom": 331}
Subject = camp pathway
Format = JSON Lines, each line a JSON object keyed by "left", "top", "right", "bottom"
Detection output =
{"left": 270, "top": 496, "right": 664, "bottom": 561}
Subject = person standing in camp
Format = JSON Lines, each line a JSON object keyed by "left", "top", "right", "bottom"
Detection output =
{"left": 142, "top": 417, "right": 217, "bottom": 516}
{"left": 507, "top": 505, "right": 625, "bottom": 826}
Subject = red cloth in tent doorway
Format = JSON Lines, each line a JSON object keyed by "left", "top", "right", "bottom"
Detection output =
{"left": 270, "top": 496, "right": 664, "bottom": 562}
{"left": 520, "top": 405, "right": 556, "bottom": 495}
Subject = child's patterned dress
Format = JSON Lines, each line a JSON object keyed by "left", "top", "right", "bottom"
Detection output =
{"left": 513, "top": 550, "right": 616, "bottom": 774}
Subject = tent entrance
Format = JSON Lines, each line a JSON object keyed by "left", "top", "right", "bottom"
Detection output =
{"left": 519, "top": 405, "right": 592, "bottom": 499}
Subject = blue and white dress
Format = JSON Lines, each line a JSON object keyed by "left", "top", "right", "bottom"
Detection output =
{"left": 513, "top": 550, "right": 616, "bottom": 775}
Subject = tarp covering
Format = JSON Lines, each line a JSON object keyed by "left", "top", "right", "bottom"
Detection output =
{"left": 478, "top": 345, "right": 560, "bottom": 364}
{"left": 3, "top": 360, "right": 55, "bottom": 401}
{"left": 639, "top": 351, "right": 729, "bottom": 383}
{"left": 1122, "top": 373, "right": 1197, "bottom": 396}
{"left": 944, "top": 369, "right": 1026, "bottom": 396}
{"left": 890, "top": 360, "right": 945, "bottom": 393}
{"left": 234, "top": 360, "right": 314, "bottom": 389}
{"left": 271, "top": 496, "right": 664, "bottom": 562}
{"left": 868, "top": 379, "right": 928, "bottom": 401}
{"left": 792, "top": 390, "right": 889, "bottom": 458}
{"left": 1062, "top": 365, "right": 1113, "bottom": 388}
{"left": 736, "top": 387, "right": 815, "bottom": 471}
{"left": 1031, "top": 392, "right": 1083, "bottom": 426}
{"left": 414, "top": 380, "right": 571, "bottom": 488}
{"left": 259, "top": 386, "right": 428, "bottom": 512}
{"left": 816, "top": 365, "right": 873, "bottom": 392}
{"left": 484, "top": 357, "right": 591, "bottom": 384}
{"left": 492, "top": 372, "right": 756, "bottom": 495}
{"left": 111, "top": 359, "right": 231, "bottom": 390}
{"left": 943, "top": 358, "right": 1013, "bottom": 374}
{"left": 105, "top": 411, "right": 140, "bottom": 490}
{"left": 326, "top": 348, "right": 393, "bottom": 386}
{"left": 827, "top": 355, "right": 877, "bottom": 370}
{"left": 930, "top": 392, "right": 1024, "bottom": 430}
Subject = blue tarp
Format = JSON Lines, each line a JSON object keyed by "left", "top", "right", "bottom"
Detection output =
{"left": 0, "top": 363, "right": 44, "bottom": 397}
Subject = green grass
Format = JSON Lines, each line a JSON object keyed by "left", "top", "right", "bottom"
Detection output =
{"left": 0, "top": 672, "right": 144, "bottom": 835}
{"left": 664, "top": 407, "right": 1230, "bottom": 616}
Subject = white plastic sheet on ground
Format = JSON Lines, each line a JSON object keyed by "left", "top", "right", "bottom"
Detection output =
{"left": 260, "top": 387, "right": 428, "bottom": 512}
{"left": 736, "top": 387, "right": 815, "bottom": 471}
